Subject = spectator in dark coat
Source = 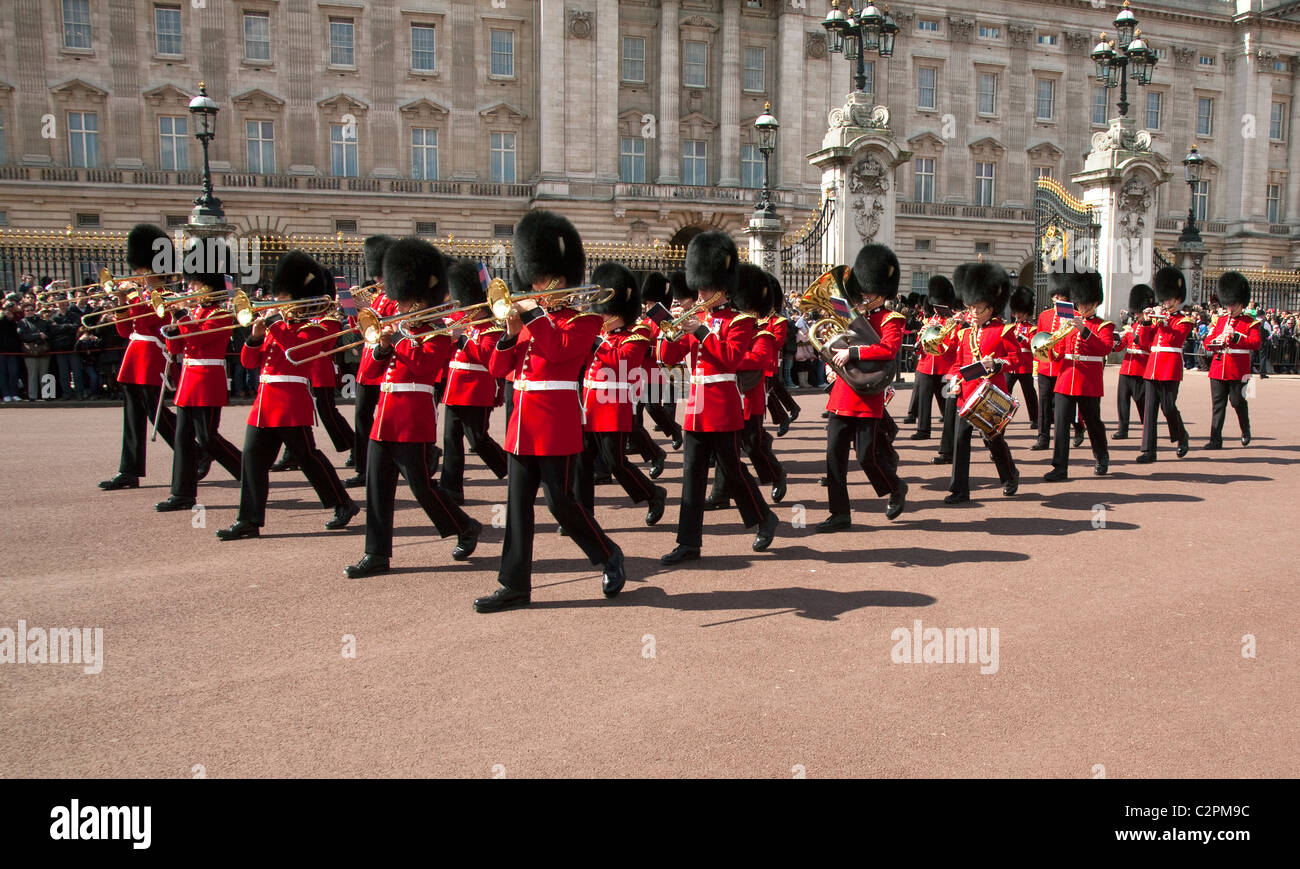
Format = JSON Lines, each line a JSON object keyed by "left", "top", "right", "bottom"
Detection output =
{"left": 0, "top": 302, "right": 23, "bottom": 401}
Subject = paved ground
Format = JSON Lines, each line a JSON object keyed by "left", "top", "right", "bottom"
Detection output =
{"left": 1, "top": 369, "right": 1296, "bottom": 778}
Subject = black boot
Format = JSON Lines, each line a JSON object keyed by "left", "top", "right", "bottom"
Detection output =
{"left": 345, "top": 554, "right": 390, "bottom": 579}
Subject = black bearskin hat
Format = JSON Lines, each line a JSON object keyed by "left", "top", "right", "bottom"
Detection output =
{"left": 926, "top": 274, "right": 957, "bottom": 310}
{"left": 685, "top": 231, "right": 739, "bottom": 297}
{"left": 271, "top": 250, "right": 326, "bottom": 300}
{"left": 1009, "top": 286, "right": 1036, "bottom": 316}
{"left": 1129, "top": 283, "right": 1155, "bottom": 311}
{"left": 954, "top": 261, "right": 1011, "bottom": 313}
{"left": 641, "top": 272, "right": 670, "bottom": 308}
{"left": 127, "top": 223, "right": 172, "bottom": 274}
{"left": 1153, "top": 266, "right": 1186, "bottom": 303}
{"left": 732, "top": 263, "right": 770, "bottom": 314}
{"left": 668, "top": 270, "right": 695, "bottom": 304}
{"left": 364, "top": 235, "right": 395, "bottom": 280}
{"left": 447, "top": 259, "right": 487, "bottom": 307}
{"left": 846, "top": 244, "right": 900, "bottom": 304}
{"left": 514, "top": 210, "right": 585, "bottom": 288}
{"left": 1216, "top": 271, "right": 1250, "bottom": 307}
{"left": 766, "top": 272, "right": 784, "bottom": 317}
{"left": 181, "top": 236, "right": 232, "bottom": 295}
{"left": 383, "top": 237, "right": 448, "bottom": 306}
{"left": 1049, "top": 268, "right": 1103, "bottom": 308}
{"left": 590, "top": 261, "right": 641, "bottom": 324}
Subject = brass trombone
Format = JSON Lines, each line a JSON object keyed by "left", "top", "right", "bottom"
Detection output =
{"left": 486, "top": 277, "right": 614, "bottom": 321}
{"left": 181, "top": 290, "right": 336, "bottom": 336}
{"left": 41, "top": 268, "right": 185, "bottom": 301}
{"left": 284, "top": 298, "right": 488, "bottom": 366}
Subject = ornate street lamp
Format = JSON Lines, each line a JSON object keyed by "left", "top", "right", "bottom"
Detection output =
{"left": 1179, "top": 144, "right": 1205, "bottom": 245}
{"left": 754, "top": 102, "right": 779, "bottom": 219}
{"left": 188, "top": 82, "right": 224, "bottom": 223}
{"left": 1091, "top": 2, "right": 1158, "bottom": 120}
{"left": 823, "top": 1, "right": 900, "bottom": 95}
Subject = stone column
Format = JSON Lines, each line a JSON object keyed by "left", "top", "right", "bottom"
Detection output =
{"left": 1170, "top": 241, "right": 1208, "bottom": 305}
{"left": 656, "top": 0, "right": 680, "bottom": 185}
{"left": 808, "top": 92, "right": 911, "bottom": 267}
{"left": 717, "top": 1, "right": 741, "bottom": 187}
{"left": 595, "top": 0, "right": 620, "bottom": 182}
{"left": 777, "top": 9, "right": 808, "bottom": 193}
{"left": 1070, "top": 117, "right": 1170, "bottom": 321}
{"left": 538, "top": 0, "right": 567, "bottom": 188}
{"left": 744, "top": 211, "right": 782, "bottom": 276}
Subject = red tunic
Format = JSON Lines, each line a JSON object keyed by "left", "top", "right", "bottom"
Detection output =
{"left": 1034, "top": 308, "right": 1065, "bottom": 378}
{"left": 740, "top": 326, "right": 778, "bottom": 419}
{"left": 355, "top": 292, "right": 396, "bottom": 387}
{"left": 1206, "top": 313, "right": 1262, "bottom": 382}
{"left": 359, "top": 329, "right": 453, "bottom": 443}
{"left": 490, "top": 306, "right": 601, "bottom": 456}
{"left": 165, "top": 303, "right": 231, "bottom": 408}
{"left": 308, "top": 318, "right": 344, "bottom": 388}
{"left": 657, "top": 306, "right": 754, "bottom": 433}
{"left": 444, "top": 323, "right": 504, "bottom": 408}
{"left": 583, "top": 325, "right": 651, "bottom": 433}
{"left": 241, "top": 319, "right": 325, "bottom": 428}
{"left": 1117, "top": 325, "right": 1150, "bottom": 376}
{"left": 1005, "top": 319, "right": 1036, "bottom": 375}
{"left": 1138, "top": 313, "right": 1194, "bottom": 382}
{"left": 825, "top": 307, "right": 906, "bottom": 419}
{"left": 763, "top": 316, "right": 789, "bottom": 377}
{"left": 952, "top": 318, "right": 1019, "bottom": 404}
{"left": 915, "top": 313, "right": 959, "bottom": 377}
{"left": 114, "top": 296, "right": 173, "bottom": 387}
{"left": 1051, "top": 315, "right": 1114, "bottom": 397}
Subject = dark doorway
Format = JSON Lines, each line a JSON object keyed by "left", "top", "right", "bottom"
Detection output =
{"left": 670, "top": 226, "right": 706, "bottom": 248}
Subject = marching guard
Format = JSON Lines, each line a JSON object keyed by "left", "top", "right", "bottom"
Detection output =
{"left": 1136, "top": 266, "right": 1193, "bottom": 464}
{"left": 1114, "top": 283, "right": 1153, "bottom": 440}
{"left": 345, "top": 235, "right": 395, "bottom": 488}
{"left": 914, "top": 275, "right": 958, "bottom": 454}
{"left": 1006, "top": 286, "right": 1040, "bottom": 431}
{"left": 1041, "top": 270, "right": 1114, "bottom": 481}
{"left": 1204, "top": 271, "right": 1261, "bottom": 449}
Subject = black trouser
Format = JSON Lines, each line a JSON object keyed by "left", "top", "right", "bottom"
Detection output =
{"left": 766, "top": 380, "right": 799, "bottom": 428}
{"left": 1007, "top": 373, "right": 1038, "bottom": 429}
{"left": 576, "top": 431, "right": 657, "bottom": 515}
{"left": 1051, "top": 395, "right": 1108, "bottom": 473}
{"left": 440, "top": 404, "right": 508, "bottom": 496}
{"left": 644, "top": 399, "right": 682, "bottom": 443}
{"left": 119, "top": 383, "right": 177, "bottom": 478}
{"left": 1116, "top": 374, "right": 1146, "bottom": 433}
{"left": 913, "top": 372, "right": 946, "bottom": 436}
{"left": 1140, "top": 380, "right": 1186, "bottom": 454}
{"left": 826, "top": 413, "right": 900, "bottom": 517}
{"left": 906, "top": 384, "right": 919, "bottom": 420}
{"left": 1036, "top": 373, "right": 1057, "bottom": 436}
{"left": 1209, "top": 378, "right": 1250, "bottom": 443}
{"left": 365, "top": 439, "right": 473, "bottom": 558}
{"left": 498, "top": 452, "right": 616, "bottom": 592}
{"left": 503, "top": 379, "right": 515, "bottom": 426}
{"left": 950, "top": 420, "right": 1017, "bottom": 494}
{"left": 237, "top": 425, "right": 349, "bottom": 526}
{"left": 628, "top": 405, "right": 669, "bottom": 465}
{"left": 313, "top": 385, "right": 354, "bottom": 453}
{"left": 677, "top": 429, "right": 771, "bottom": 548}
{"left": 172, "top": 406, "right": 242, "bottom": 499}
{"left": 714, "top": 416, "right": 784, "bottom": 495}
{"left": 937, "top": 391, "right": 958, "bottom": 458}
{"left": 351, "top": 382, "right": 380, "bottom": 474}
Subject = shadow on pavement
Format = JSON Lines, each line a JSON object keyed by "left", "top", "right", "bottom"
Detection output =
{"left": 533, "top": 584, "right": 937, "bottom": 622}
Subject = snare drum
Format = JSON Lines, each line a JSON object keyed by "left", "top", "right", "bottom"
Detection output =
{"left": 958, "top": 380, "right": 1019, "bottom": 439}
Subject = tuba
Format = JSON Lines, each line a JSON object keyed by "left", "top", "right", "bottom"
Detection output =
{"left": 1030, "top": 321, "right": 1076, "bottom": 364}
{"left": 797, "top": 267, "right": 895, "bottom": 395}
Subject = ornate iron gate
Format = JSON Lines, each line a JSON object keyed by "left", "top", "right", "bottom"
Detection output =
{"left": 780, "top": 195, "right": 835, "bottom": 298}
{"left": 1033, "top": 178, "right": 1100, "bottom": 308}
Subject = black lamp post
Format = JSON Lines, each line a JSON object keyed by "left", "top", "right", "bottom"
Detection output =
{"left": 822, "top": 1, "right": 899, "bottom": 95}
{"left": 1179, "top": 144, "right": 1205, "bottom": 245}
{"left": 188, "top": 82, "right": 224, "bottom": 223}
{"left": 754, "top": 102, "right": 779, "bottom": 219}
{"left": 1090, "top": 2, "right": 1156, "bottom": 120}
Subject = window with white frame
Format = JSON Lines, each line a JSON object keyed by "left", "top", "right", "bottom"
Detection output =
{"left": 1192, "top": 180, "right": 1209, "bottom": 221}
{"left": 683, "top": 40, "right": 708, "bottom": 88}
{"left": 915, "top": 239, "right": 931, "bottom": 251}
{"left": 681, "top": 139, "right": 707, "bottom": 186}
{"left": 914, "top": 157, "right": 935, "bottom": 202}
{"left": 743, "top": 46, "right": 765, "bottom": 92}
{"left": 917, "top": 67, "right": 937, "bottom": 110}
{"left": 411, "top": 24, "right": 435, "bottom": 72}
{"left": 411, "top": 128, "right": 437, "bottom": 180}
{"left": 67, "top": 111, "right": 98, "bottom": 167}
{"left": 490, "top": 29, "right": 514, "bottom": 77}
{"left": 330, "top": 123, "right": 358, "bottom": 177}
{"left": 1270, "top": 102, "right": 1286, "bottom": 141}
{"left": 155, "top": 6, "right": 182, "bottom": 56}
{"left": 1266, "top": 184, "right": 1281, "bottom": 223}
{"left": 1037, "top": 33, "right": 1057, "bottom": 46}
{"left": 490, "top": 131, "right": 516, "bottom": 183}
{"left": 977, "top": 73, "right": 996, "bottom": 115}
{"left": 1196, "top": 97, "right": 1213, "bottom": 136}
{"left": 329, "top": 17, "right": 354, "bottom": 67}
{"left": 1035, "top": 167, "right": 1053, "bottom": 180}
{"left": 244, "top": 13, "right": 270, "bottom": 61}
{"left": 1146, "top": 92, "right": 1162, "bottom": 130}
{"left": 1035, "top": 79, "right": 1055, "bottom": 120}
{"left": 861, "top": 60, "right": 875, "bottom": 98}
{"left": 63, "top": 0, "right": 91, "bottom": 50}
{"left": 911, "top": 272, "right": 930, "bottom": 294}
{"left": 1092, "top": 87, "right": 1108, "bottom": 125}
{"left": 246, "top": 121, "right": 274, "bottom": 174}
{"left": 974, "top": 161, "right": 995, "bottom": 206}
{"left": 1198, "top": 55, "right": 1216, "bottom": 66}
{"left": 622, "top": 36, "right": 645, "bottom": 83}
{"left": 979, "top": 25, "right": 1000, "bottom": 39}
{"left": 158, "top": 115, "right": 188, "bottom": 170}
{"left": 918, "top": 19, "right": 938, "bottom": 33}
{"left": 741, "top": 144, "right": 765, "bottom": 188}
{"left": 620, "top": 136, "right": 645, "bottom": 182}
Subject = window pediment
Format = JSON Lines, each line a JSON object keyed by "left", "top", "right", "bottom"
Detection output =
{"left": 317, "top": 93, "right": 369, "bottom": 114}
{"left": 1025, "top": 140, "right": 1063, "bottom": 161}
{"left": 679, "top": 111, "right": 717, "bottom": 139}
{"left": 478, "top": 101, "right": 527, "bottom": 124}
{"left": 907, "top": 130, "right": 946, "bottom": 155}
{"left": 969, "top": 136, "right": 1007, "bottom": 158}
{"left": 232, "top": 88, "right": 286, "bottom": 112}
{"left": 142, "top": 84, "right": 193, "bottom": 108}
{"left": 399, "top": 97, "right": 450, "bottom": 121}
{"left": 51, "top": 78, "right": 108, "bottom": 104}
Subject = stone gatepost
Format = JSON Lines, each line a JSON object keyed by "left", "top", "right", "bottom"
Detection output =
{"left": 744, "top": 211, "right": 782, "bottom": 276}
{"left": 1071, "top": 116, "right": 1170, "bottom": 321}
{"left": 808, "top": 92, "right": 911, "bottom": 268}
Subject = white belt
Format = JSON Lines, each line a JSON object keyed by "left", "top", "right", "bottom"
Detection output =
{"left": 1064, "top": 354, "right": 1103, "bottom": 363}
{"left": 584, "top": 379, "right": 629, "bottom": 391}
{"left": 690, "top": 373, "right": 737, "bottom": 385}
{"left": 380, "top": 382, "right": 436, "bottom": 394}
{"left": 260, "top": 374, "right": 311, "bottom": 387}
{"left": 515, "top": 379, "right": 578, "bottom": 392}
{"left": 129, "top": 332, "right": 166, "bottom": 352}
{"left": 184, "top": 358, "right": 225, "bottom": 367}
{"left": 449, "top": 361, "right": 489, "bottom": 373}
{"left": 1124, "top": 347, "right": 1147, "bottom": 354}
{"left": 1218, "top": 348, "right": 1251, "bottom": 355}
{"left": 1150, "top": 346, "right": 1182, "bottom": 353}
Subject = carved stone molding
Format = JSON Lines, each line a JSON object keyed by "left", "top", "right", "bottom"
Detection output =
{"left": 947, "top": 17, "right": 974, "bottom": 43}
{"left": 1118, "top": 176, "right": 1153, "bottom": 242}
{"left": 680, "top": 15, "right": 718, "bottom": 31}
{"left": 1008, "top": 24, "right": 1034, "bottom": 48}
{"left": 806, "top": 31, "right": 827, "bottom": 60}
{"left": 848, "top": 154, "right": 889, "bottom": 244}
{"left": 1173, "top": 46, "right": 1196, "bottom": 67}
{"left": 568, "top": 9, "right": 592, "bottom": 40}
{"left": 1063, "top": 31, "right": 1092, "bottom": 54}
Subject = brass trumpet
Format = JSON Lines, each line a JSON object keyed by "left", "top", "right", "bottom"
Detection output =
{"left": 658, "top": 291, "right": 725, "bottom": 341}
{"left": 1031, "top": 321, "right": 1077, "bottom": 364}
